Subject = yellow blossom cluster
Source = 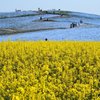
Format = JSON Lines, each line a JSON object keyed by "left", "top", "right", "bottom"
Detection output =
{"left": 0, "top": 41, "right": 100, "bottom": 100}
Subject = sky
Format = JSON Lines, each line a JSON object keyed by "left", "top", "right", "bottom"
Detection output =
{"left": 0, "top": 0, "right": 100, "bottom": 15}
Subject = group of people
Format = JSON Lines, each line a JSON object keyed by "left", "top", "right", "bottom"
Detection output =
{"left": 40, "top": 17, "right": 49, "bottom": 21}
{"left": 70, "top": 20, "right": 83, "bottom": 28}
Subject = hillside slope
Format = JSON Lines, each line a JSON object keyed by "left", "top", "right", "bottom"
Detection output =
{"left": 0, "top": 10, "right": 100, "bottom": 41}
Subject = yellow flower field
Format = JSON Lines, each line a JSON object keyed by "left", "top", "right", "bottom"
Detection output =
{"left": 0, "top": 41, "right": 100, "bottom": 100}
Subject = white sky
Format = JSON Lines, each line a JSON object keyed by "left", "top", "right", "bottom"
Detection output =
{"left": 0, "top": 0, "right": 100, "bottom": 15}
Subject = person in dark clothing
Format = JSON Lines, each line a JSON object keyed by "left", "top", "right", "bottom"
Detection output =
{"left": 70, "top": 22, "right": 77, "bottom": 28}
{"left": 80, "top": 20, "right": 83, "bottom": 23}
{"left": 40, "top": 17, "right": 42, "bottom": 20}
